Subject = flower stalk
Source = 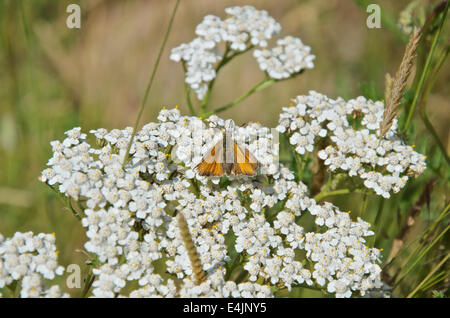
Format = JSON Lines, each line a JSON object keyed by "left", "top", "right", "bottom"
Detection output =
{"left": 122, "top": 0, "right": 181, "bottom": 168}
{"left": 402, "top": 1, "right": 449, "bottom": 132}
{"left": 201, "top": 77, "right": 275, "bottom": 118}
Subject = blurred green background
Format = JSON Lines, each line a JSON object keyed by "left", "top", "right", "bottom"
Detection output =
{"left": 0, "top": 0, "right": 448, "bottom": 297}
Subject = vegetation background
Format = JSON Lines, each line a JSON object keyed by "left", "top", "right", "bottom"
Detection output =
{"left": 0, "top": 0, "right": 448, "bottom": 297}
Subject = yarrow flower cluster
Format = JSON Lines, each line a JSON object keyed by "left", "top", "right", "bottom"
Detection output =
{"left": 253, "top": 36, "right": 315, "bottom": 80}
{"left": 277, "top": 91, "right": 426, "bottom": 198}
{"left": 0, "top": 232, "right": 67, "bottom": 298}
{"left": 306, "top": 203, "right": 381, "bottom": 297}
{"left": 35, "top": 107, "right": 385, "bottom": 298}
{"left": 170, "top": 38, "right": 222, "bottom": 100}
{"left": 170, "top": 5, "right": 314, "bottom": 99}
{"left": 197, "top": 6, "right": 282, "bottom": 49}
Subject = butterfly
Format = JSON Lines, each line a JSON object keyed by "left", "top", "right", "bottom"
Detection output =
{"left": 196, "top": 120, "right": 259, "bottom": 177}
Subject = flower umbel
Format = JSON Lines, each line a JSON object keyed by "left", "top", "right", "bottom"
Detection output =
{"left": 278, "top": 91, "right": 426, "bottom": 198}
{"left": 0, "top": 232, "right": 67, "bottom": 298}
{"left": 170, "top": 5, "right": 314, "bottom": 100}
{"left": 37, "top": 107, "right": 386, "bottom": 297}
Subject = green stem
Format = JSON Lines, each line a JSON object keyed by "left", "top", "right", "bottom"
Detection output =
{"left": 320, "top": 174, "right": 333, "bottom": 194}
{"left": 46, "top": 184, "right": 81, "bottom": 221}
{"left": 122, "top": 0, "right": 180, "bottom": 168}
{"left": 360, "top": 191, "right": 369, "bottom": 219}
{"left": 384, "top": 203, "right": 449, "bottom": 278}
{"left": 402, "top": 1, "right": 449, "bottom": 132}
{"left": 370, "top": 199, "right": 384, "bottom": 247}
{"left": 80, "top": 267, "right": 96, "bottom": 298}
{"left": 293, "top": 153, "right": 303, "bottom": 181}
{"left": 201, "top": 77, "right": 275, "bottom": 118}
{"left": 420, "top": 105, "right": 450, "bottom": 166}
{"left": 314, "top": 189, "right": 351, "bottom": 201}
{"left": 297, "top": 152, "right": 310, "bottom": 181}
{"left": 421, "top": 271, "right": 449, "bottom": 292}
{"left": 422, "top": 203, "right": 450, "bottom": 238}
{"left": 424, "top": 41, "right": 449, "bottom": 95}
{"left": 407, "top": 253, "right": 450, "bottom": 298}
{"left": 182, "top": 62, "right": 196, "bottom": 116}
{"left": 393, "top": 224, "right": 449, "bottom": 288}
{"left": 200, "top": 45, "right": 231, "bottom": 113}
{"left": 409, "top": 1, "right": 447, "bottom": 93}
{"left": 225, "top": 254, "right": 243, "bottom": 281}
{"left": 418, "top": 43, "right": 450, "bottom": 165}
{"left": 190, "top": 178, "right": 201, "bottom": 197}
{"left": 200, "top": 45, "right": 256, "bottom": 114}
{"left": 313, "top": 188, "right": 365, "bottom": 202}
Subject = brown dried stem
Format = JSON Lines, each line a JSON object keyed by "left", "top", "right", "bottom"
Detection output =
{"left": 177, "top": 212, "right": 207, "bottom": 285}
{"left": 379, "top": 27, "right": 421, "bottom": 137}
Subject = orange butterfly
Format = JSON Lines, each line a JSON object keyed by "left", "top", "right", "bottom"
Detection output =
{"left": 196, "top": 121, "right": 259, "bottom": 177}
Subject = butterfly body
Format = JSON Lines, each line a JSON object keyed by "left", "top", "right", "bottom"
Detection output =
{"left": 196, "top": 121, "right": 259, "bottom": 177}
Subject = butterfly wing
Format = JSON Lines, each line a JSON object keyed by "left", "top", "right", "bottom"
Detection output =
{"left": 231, "top": 142, "right": 259, "bottom": 176}
{"left": 196, "top": 140, "right": 224, "bottom": 176}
